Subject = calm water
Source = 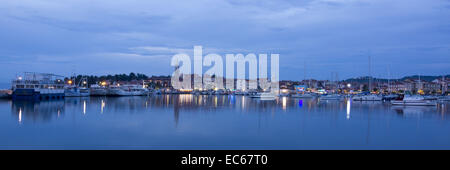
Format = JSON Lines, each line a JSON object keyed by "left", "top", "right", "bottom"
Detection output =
{"left": 0, "top": 95, "right": 449, "bottom": 150}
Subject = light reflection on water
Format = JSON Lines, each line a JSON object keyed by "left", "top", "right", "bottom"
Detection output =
{"left": 0, "top": 95, "right": 449, "bottom": 149}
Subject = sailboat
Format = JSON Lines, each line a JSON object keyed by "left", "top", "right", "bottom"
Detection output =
{"left": 352, "top": 55, "right": 382, "bottom": 101}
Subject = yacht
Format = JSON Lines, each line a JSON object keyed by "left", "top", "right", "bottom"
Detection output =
{"left": 352, "top": 94, "right": 382, "bottom": 101}
{"left": 319, "top": 94, "right": 342, "bottom": 100}
{"left": 11, "top": 72, "right": 65, "bottom": 100}
{"left": 383, "top": 94, "right": 398, "bottom": 101}
{"left": 423, "top": 95, "right": 439, "bottom": 100}
{"left": 108, "top": 84, "right": 149, "bottom": 96}
{"left": 90, "top": 84, "right": 108, "bottom": 96}
{"left": 391, "top": 95, "right": 437, "bottom": 106}
{"left": 250, "top": 92, "right": 276, "bottom": 100}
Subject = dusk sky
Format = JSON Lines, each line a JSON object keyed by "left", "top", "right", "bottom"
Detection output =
{"left": 1, "top": 0, "right": 449, "bottom": 82}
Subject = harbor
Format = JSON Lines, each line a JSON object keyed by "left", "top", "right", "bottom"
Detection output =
{"left": 1, "top": 72, "right": 449, "bottom": 106}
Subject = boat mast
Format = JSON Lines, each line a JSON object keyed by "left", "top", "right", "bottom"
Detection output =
{"left": 387, "top": 64, "right": 391, "bottom": 94}
{"left": 443, "top": 75, "right": 445, "bottom": 95}
{"left": 418, "top": 74, "right": 421, "bottom": 94}
{"left": 368, "top": 55, "right": 372, "bottom": 93}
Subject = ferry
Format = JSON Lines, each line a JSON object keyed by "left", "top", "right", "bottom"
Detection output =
{"left": 11, "top": 72, "right": 65, "bottom": 100}
{"left": 391, "top": 95, "right": 437, "bottom": 106}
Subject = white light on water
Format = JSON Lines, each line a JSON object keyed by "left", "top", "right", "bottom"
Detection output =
{"left": 83, "top": 100, "right": 87, "bottom": 114}
{"left": 101, "top": 100, "right": 105, "bottom": 114}
{"left": 18, "top": 108, "right": 22, "bottom": 123}
{"left": 346, "top": 99, "right": 351, "bottom": 120}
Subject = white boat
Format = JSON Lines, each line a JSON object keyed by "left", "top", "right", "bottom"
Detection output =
{"left": 383, "top": 94, "right": 398, "bottom": 100}
{"left": 423, "top": 95, "right": 439, "bottom": 100}
{"left": 108, "top": 84, "right": 149, "bottom": 96}
{"left": 65, "top": 87, "right": 90, "bottom": 97}
{"left": 0, "top": 89, "right": 12, "bottom": 99}
{"left": 291, "top": 93, "right": 314, "bottom": 98}
{"left": 11, "top": 72, "right": 65, "bottom": 100}
{"left": 64, "top": 77, "right": 90, "bottom": 97}
{"left": 438, "top": 95, "right": 450, "bottom": 101}
{"left": 391, "top": 95, "right": 437, "bottom": 106}
{"left": 90, "top": 84, "right": 108, "bottom": 96}
{"left": 320, "top": 94, "right": 342, "bottom": 100}
{"left": 250, "top": 92, "right": 276, "bottom": 100}
{"left": 234, "top": 91, "right": 245, "bottom": 95}
{"left": 352, "top": 94, "right": 382, "bottom": 101}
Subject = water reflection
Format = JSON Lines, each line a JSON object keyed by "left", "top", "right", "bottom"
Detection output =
{"left": 346, "top": 99, "right": 351, "bottom": 120}
{"left": 12, "top": 100, "right": 65, "bottom": 123}
{"left": 9, "top": 95, "right": 449, "bottom": 124}
{"left": 2, "top": 95, "right": 450, "bottom": 149}
{"left": 392, "top": 105, "right": 439, "bottom": 117}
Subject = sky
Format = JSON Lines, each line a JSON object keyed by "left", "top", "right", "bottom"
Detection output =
{"left": 0, "top": 0, "right": 449, "bottom": 82}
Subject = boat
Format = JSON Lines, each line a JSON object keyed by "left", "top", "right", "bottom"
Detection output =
{"left": 200, "top": 90, "right": 212, "bottom": 95}
{"left": 108, "top": 84, "right": 149, "bottom": 96}
{"left": 234, "top": 91, "right": 245, "bottom": 95}
{"left": 319, "top": 94, "right": 342, "bottom": 100}
{"left": 65, "top": 87, "right": 90, "bottom": 97}
{"left": 90, "top": 84, "right": 108, "bottom": 96}
{"left": 423, "top": 95, "right": 439, "bottom": 100}
{"left": 0, "top": 89, "right": 12, "bottom": 99}
{"left": 391, "top": 95, "right": 437, "bottom": 106}
{"left": 11, "top": 72, "right": 65, "bottom": 100}
{"left": 65, "top": 77, "right": 90, "bottom": 97}
{"left": 291, "top": 92, "right": 315, "bottom": 98}
{"left": 383, "top": 94, "right": 398, "bottom": 101}
{"left": 352, "top": 94, "right": 382, "bottom": 101}
{"left": 438, "top": 95, "right": 450, "bottom": 101}
{"left": 250, "top": 92, "right": 276, "bottom": 100}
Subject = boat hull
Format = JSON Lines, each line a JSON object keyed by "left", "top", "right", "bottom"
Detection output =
{"left": 391, "top": 100, "right": 436, "bottom": 106}
{"left": 12, "top": 89, "right": 64, "bottom": 101}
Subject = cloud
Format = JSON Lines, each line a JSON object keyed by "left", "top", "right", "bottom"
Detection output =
{"left": 0, "top": 0, "right": 449, "bottom": 80}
